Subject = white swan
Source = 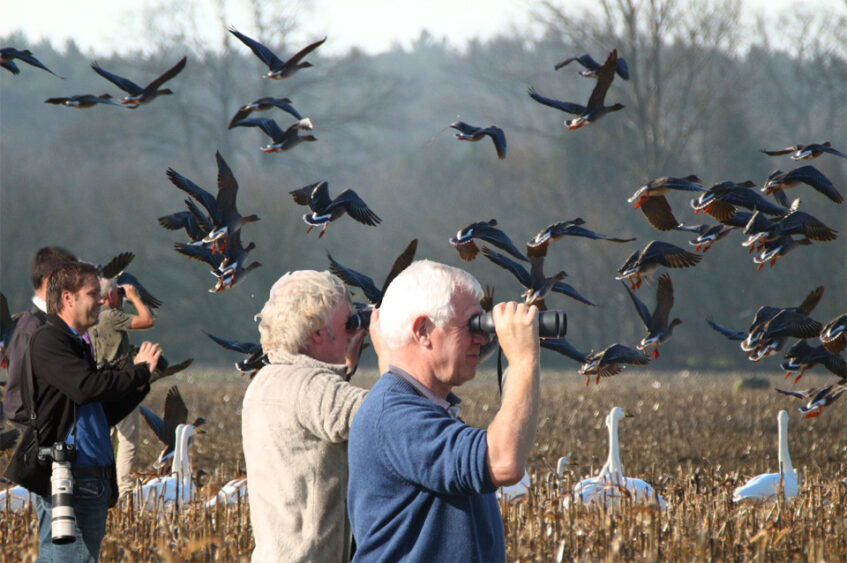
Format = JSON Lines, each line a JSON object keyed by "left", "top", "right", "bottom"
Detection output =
{"left": 0, "top": 485, "right": 35, "bottom": 512}
{"left": 205, "top": 476, "right": 249, "bottom": 508}
{"left": 733, "top": 410, "right": 798, "bottom": 502}
{"left": 569, "top": 407, "right": 667, "bottom": 509}
{"left": 135, "top": 424, "right": 198, "bottom": 510}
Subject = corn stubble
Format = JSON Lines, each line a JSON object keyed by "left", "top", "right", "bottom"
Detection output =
{"left": 1, "top": 371, "right": 844, "bottom": 561}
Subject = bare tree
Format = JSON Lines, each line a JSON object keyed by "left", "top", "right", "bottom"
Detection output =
{"left": 534, "top": 0, "right": 746, "bottom": 178}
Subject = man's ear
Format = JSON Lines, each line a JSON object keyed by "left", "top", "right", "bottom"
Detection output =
{"left": 411, "top": 316, "right": 432, "bottom": 347}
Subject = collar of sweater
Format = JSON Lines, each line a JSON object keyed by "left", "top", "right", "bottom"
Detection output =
{"left": 267, "top": 349, "right": 347, "bottom": 376}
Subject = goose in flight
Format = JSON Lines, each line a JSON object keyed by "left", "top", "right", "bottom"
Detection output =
{"left": 554, "top": 52, "right": 630, "bottom": 80}
{"left": 761, "top": 142, "right": 847, "bottom": 161}
{"left": 448, "top": 121, "right": 507, "bottom": 160}
{"left": 450, "top": 219, "right": 527, "bottom": 262}
{"left": 528, "top": 49, "right": 624, "bottom": 129}
{"left": 289, "top": 181, "right": 381, "bottom": 237}
{"left": 623, "top": 273, "right": 681, "bottom": 358}
{"left": 91, "top": 56, "right": 186, "bottom": 108}
{"left": 776, "top": 383, "right": 846, "bottom": 418}
{"left": 615, "top": 240, "right": 701, "bottom": 290}
{"left": 228, "top": 28, "right": 326, "bottom": 80}
{"left": 1, "top": 47, "right": 63, "bottom": 77}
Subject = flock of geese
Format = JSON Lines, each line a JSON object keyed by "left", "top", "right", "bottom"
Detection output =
{"left": 1, "top": 30, "right": 845, "bottom": 513}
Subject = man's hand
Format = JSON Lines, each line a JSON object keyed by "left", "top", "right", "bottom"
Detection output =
{"left": 120, "top": 284, "right": 139, "bottom": 300}
{"left": 133, "top": 341, "right": 162, "bottom": 374}
{"left": 492, "top": 301, "right": 539, "bottom": 367}
{"left": 344, "top": 327, "right": 367, "bottom": 380}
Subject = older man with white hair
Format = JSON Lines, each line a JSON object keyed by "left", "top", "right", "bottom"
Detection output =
{"left": 242, "top": 270, "right": 383, "bottom": 562}
{"left": 347, "top": 259, "right": 540, "bottom": 562}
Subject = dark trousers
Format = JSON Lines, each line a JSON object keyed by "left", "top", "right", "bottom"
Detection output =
{"left": 35, "top": 476, "right": 110, "bottom": 562}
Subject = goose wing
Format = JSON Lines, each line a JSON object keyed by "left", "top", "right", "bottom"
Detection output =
{"left": 379, "top": 239, "right": 418, "bottom": 304}
{"left": 143, "top": 56, "right": 186, "bottom": 92}
{"left": 327, "top": 253, "right": 381, "bottom": 304}
{"left": 328, "top": 189, "right": 382, "bottom": 226}
{"left": 203, "top": 331, "right": 262, "bottom": 355}
{"left": 91, "top": 62, "right": 143, "bottom": 95}
{"left": 527, "top": 86, "right": 585, "bottom": 115}
{"left": 482, "top": 247, "right": 532, "bottom": 289}
{"left": 285, "top": 36, "right": 327, "bottom": 66}
{"left": 228, "top": 28, "right": 285, "bottom": 70}
{"left": 231, "top": 117, "right": 286, "bottom": 143}
{"left": 166, "top": 168, "right": 219, "bottom": 221}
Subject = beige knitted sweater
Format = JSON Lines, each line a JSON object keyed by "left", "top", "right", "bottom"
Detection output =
{"left": 242, "top": 351, "right": 368, "bottom": 562}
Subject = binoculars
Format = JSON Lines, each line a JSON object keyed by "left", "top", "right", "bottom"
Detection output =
{"left": 347, "top": 308, "right": 567, "bottom": 339}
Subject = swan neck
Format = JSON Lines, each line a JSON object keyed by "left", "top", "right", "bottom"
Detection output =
{"left": 605, "top": 417, "right": 623, "bottom": 479}
{"left": 778, "top": 416, "right": 794, "bottom": 474}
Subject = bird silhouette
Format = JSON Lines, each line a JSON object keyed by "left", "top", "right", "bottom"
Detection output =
{"left": 228, "top": 28, "right": 326, "bottom": 79}
{"left": 91, "top": 56, "right": 187, "bottom": 108}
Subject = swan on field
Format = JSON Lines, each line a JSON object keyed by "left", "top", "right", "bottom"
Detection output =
{"left": 206, "top": 476, "right": 249, "bottom": 508}
{"left": 568, "top": 407, "right": 667, "bottom": 509}
{"left": 135, "top": 424, "right": 199, "bottom": 510}
{"left": 732, "top": 410, "right": 798, "bottom": 502}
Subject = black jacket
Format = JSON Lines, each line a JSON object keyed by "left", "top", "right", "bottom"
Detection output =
{"left": 3, "top": 314, "right": 150, "bottom": 501}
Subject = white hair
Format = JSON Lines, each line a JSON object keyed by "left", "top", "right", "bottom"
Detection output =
{"left": 99, "top": 277, "right": 117, "bottom": 298}
{"left": 378, "top": 260, "right": 482, "bottom": 350}
{"left": 257, "top": 270, "right": 351, "bottom": 355}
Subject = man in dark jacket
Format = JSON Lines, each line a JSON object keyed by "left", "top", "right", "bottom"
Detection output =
{"left": 4, "top": 261, "right": 161, "bottom": 562}
{"left": 4, "top": 246, "right": 77, "bottom": 429}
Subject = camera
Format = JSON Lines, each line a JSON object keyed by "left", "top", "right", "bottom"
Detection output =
{"left": 37, "top": 442, "right": 77, "bottom": 545}
{"left": 346, "top": 307, "right": 567, "bottom": 339}
{"left": 346, "top": 309, "right": 372, "bottom": 331}
{"left": 468, "top": 310, "right": 567, "bottom": 338}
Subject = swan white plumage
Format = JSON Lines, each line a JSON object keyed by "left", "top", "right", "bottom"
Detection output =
{"left": 568, "top": 407, "right": 667, "bottom": 509}
{"left": 0, "top": 485, "right": 35, "bottom": 512}
{"left": 135, "top": 424, "right": 198, "bottom": 510}
{"left": 732, "top": 410, "right": 798, "bottom": 502}
{"left": 205, "top": 477, "right": 248, "bottom": 508}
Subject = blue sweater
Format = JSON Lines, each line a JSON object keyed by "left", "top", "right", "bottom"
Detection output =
{"left": 348, "top": 373, "right": 505, "bottom": 562}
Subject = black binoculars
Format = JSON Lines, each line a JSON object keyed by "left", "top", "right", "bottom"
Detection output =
{"left": 347, "top": 308, "right": 567, "bottom": 339}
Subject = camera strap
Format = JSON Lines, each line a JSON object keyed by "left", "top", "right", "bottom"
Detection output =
{"left": 23, "top": 341, "right": 42, "bottom": 444}
{"left": 23, "top": 329, "right": 80, "bottom": 447}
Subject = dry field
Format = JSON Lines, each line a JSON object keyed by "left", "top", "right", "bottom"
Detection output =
{"left": 2, "top": 368, "right": 845, "bottom": 561}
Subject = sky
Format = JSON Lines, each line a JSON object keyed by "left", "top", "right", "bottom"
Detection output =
{"left": 3, "top": 0, "right": 845, "bottom": 58}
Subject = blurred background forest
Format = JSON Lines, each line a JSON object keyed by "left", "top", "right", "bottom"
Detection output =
{"left": 1, "top": 0, "right": 845, "bottom": 375}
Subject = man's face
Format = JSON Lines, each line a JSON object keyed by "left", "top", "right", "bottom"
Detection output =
{"left": 429, "top": 289, "right": 487, "bottom": 388}
{"left": 309, "top": 299, "right": 353, "bottom": 365}
{"left": 64, "top": 275, "right": 103, "bottom": 331}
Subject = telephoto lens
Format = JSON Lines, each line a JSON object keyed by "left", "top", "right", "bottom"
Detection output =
{"left": 48, "top": 444, "right": 77, "bottom": 544}
{"left": 346, "top": 309, "right": 372, "bottom": 331}
{"left": 468, "top": 309, "right": 567, "bottom": 338}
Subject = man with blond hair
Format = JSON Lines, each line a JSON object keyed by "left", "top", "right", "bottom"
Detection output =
{"left": 242, "top": 270, "right": 383, "bottom": 562}
{"left": 347, "top": 260, "right": 540, "bottom": 562}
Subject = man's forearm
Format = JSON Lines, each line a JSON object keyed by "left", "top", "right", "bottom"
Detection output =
{"left": 486, "top": 358, "right": 540, "bottom": 486}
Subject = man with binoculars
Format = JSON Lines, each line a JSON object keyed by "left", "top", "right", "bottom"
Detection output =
{"left": 242, "top": 270, "right": 381, "bottom": 562}
{"left": 4, "top": 261, "right": 160, "bottom": 561}
{"left": 348, "top": 260, "right": 543, "bottom": 562}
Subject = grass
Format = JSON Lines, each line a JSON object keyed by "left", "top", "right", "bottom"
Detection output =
{"left": 2, "top": 368, "right": 845, "bottom": 561}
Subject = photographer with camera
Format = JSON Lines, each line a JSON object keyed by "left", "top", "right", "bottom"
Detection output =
{"left": 242, "top": 270, "right": 383, "bottom": 562}
{"left": 4, "top": 261, "right": 160, "bottom": 561}
{"left": 347, "top": 260, "right": 541, "bottom": 562}
{"left": 90, "top": 277, "right": 155, "bottom": 499}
